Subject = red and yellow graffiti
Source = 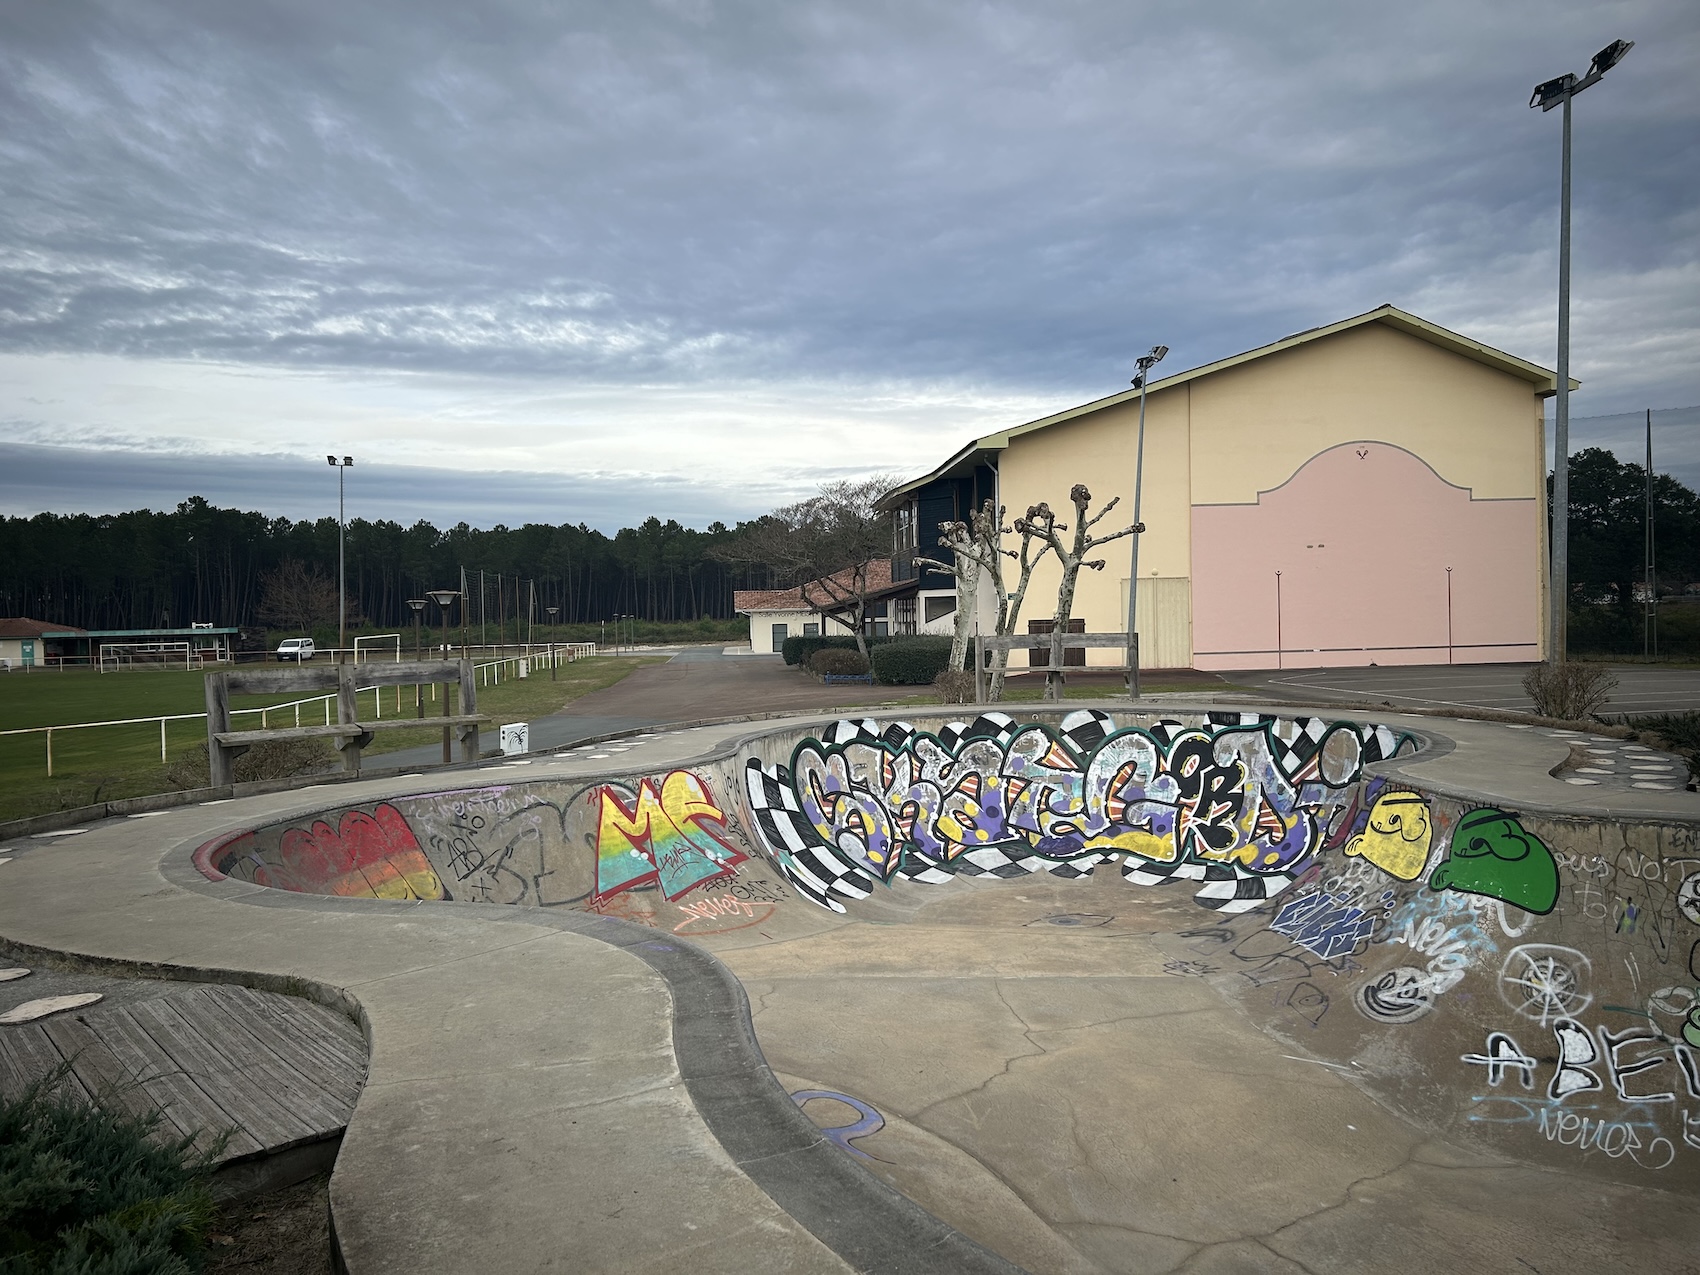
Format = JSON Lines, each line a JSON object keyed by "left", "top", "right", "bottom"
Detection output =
{"left": 594, "top": 770, "right": 746, "bottom": 903}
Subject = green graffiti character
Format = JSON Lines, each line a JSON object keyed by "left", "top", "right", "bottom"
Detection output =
{"left": 1426, "top": 808, "right": 1559, "bottom": 916}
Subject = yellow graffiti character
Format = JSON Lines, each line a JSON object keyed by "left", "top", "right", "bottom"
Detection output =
{"left": 1343, "top": 791, "right": 1432, "bottom": 881}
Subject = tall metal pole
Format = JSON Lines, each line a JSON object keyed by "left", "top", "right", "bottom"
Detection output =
{"left": 1647, "top": 407, "right": 1656, "bottom": 660}
{"left": 1550, "top": 91, "right": 1572, "bottom": 666}
{"left": 1124, "top": 345, "right": 1164, "bottom": 700}
{"left": 1126, "top": 374, "right": 1150, "bottom": 699}
{"left": 338, "top": 462, "right": 347, "bottom": 654}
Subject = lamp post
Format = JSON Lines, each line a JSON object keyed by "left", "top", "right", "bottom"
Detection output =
{"left": 546, "top": 605, "right": 560, "bottom": 679}
{"left": 326, "top": 455, "right": 354, "bottom": 658}
{"left": 1125, "top": 344, "right": 1167, "bottom": 700}
{"left": 406, "top": 598, "right": 427, "bottom": 717}
{"left": 426, "top": 589, "right": 460, "bottom": 763}
{"left": 1530, "top": 38, "right": 1632, "bottom": 665}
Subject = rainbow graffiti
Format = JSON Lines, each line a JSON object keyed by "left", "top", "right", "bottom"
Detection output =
{"left": 594, "top": 770, "right": 746, "bottom": 903}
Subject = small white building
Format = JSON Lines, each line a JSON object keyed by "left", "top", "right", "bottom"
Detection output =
{"left": 733, "top": 560, "right": 903, "bottom": 654}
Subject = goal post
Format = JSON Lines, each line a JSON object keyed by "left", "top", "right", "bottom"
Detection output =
{"left": 353, "top": 633, "right": 403, "bottom": 664}
{"left": 99, "top": 641, "right": 194, "bottom": 672}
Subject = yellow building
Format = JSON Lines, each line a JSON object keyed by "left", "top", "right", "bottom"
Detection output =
{"left": 886, "top": 305, "right": 1567, "bottom": 671}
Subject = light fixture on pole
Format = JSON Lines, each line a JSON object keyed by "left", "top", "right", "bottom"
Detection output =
{"left": 326, "top": 455, "right": 354, "bottom": 657}
{"left": 1530, "top": 37, "right": 1632, "bottom": 665}
{"left": 426, "top": 589, "right": 460, "bottom": 763}
{"left": 1124, "top": 344, "right": 1167, "bottom": 700}
{"left": 546, "top": 605, "right": 560, "bottom": 680}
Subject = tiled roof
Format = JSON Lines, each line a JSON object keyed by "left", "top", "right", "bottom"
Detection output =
{"left": 733, "top": 559, "right": 895, "bottom": 614}
{"left": 0, "top": 617, "right": 84, "bottom": 638}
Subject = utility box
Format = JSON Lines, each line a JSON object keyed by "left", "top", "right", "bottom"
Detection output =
{"left": 499, "top": 722, "right": 529, "bottom": 756}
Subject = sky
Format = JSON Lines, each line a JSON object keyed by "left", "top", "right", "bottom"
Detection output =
{"left": 0, "top": 0, "right": 1695, "bottom": 531}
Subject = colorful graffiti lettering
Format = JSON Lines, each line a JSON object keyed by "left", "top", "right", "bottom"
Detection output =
{"left": 1270, "top": 888, "right": 1387, "bottom": 960}
{"left": 223, "top": 803, "right": 444, "bottom": 900}
{"left": 1428, "top": 808, "right": 1559, "bottom": 916}
{"left": 744, "top": 710, "right": 1411, "bottom": 913}
{"left": 1343, "top": 790, "right": 1432, "bottom": 881}
{"left": 595, "top": 770, "right": 746, "bottom": 904}
{"left": 791, "top": 1089, "right": 885, "bottom": 1160}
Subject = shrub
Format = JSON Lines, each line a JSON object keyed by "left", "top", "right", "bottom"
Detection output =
{"left": 165, "top": 737, "right": 335, "bottom": 791}
{"left": 0, "top": 1069, "right": 221, "bottom": 1272}
{"left": 810, "top": 649, "right": 870, "bottom": 676}
{"left": 780, "top": 634, "right": 895, "bottom": 666}
{"left": 1521, "top": 662, "right": 1618, "bottom": 721}
{"left": 871, "top": 637, "right": 957, "bottom": 685}
{"left": 933, "top": 669, "right": 976, "bottom": 704}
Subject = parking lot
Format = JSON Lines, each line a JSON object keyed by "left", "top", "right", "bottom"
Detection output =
{"left": 1233, "top": 662, "right": 1700, "bottom": 717}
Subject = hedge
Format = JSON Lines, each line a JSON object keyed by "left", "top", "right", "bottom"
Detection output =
{"left": 870, "top": 637, "right": 959, "bottom": 685}
{"left": 810, "top": 648, "right": 871, "bottom": 676}
{"left": 780, "top": 634, "right": 896, "bottom": 666}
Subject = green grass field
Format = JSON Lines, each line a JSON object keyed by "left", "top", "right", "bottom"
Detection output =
{"left": 0, "top": 656, "right": 660, "bottom": 824}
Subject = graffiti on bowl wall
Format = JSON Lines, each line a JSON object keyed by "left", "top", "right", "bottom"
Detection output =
{"left": 742, "top": 710, "right": 1414, "bottom": 913}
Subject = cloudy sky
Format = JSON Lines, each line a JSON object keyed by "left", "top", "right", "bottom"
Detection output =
{"left": 1, "top": 0, "right": 1695, "bottom": 530}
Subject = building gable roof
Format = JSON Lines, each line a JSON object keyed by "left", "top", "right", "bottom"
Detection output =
{"left": 882, "top": 304, "right": 1571, "bottom": 507}
{"left": 0, "top": 617, "right": 84, "bottom": 639}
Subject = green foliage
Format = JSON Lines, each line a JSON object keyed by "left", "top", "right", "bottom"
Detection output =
{"left": 870, "top": 637, "right": 958, "bottom": 685}
{"left": 0, "top": 1071, "right": 220, "bottom": 1273}
{"left": 0, "top": 497, "right": 775, "bottom": 636}
{"left": 1557, "top": 449, "right": 1700, "bottom": 611}
{"left": 1568, "top": 602, "right": 1700, "bottom": 660}
{"left": 809, "top": 649, "right": 870, "bottom": 676}
{"left": 1626, "top": 712, "right": 1700, "bottom": 753}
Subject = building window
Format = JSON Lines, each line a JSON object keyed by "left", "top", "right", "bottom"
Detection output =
{"left": 893, "top": 597, "right": 917, "bottom": 635}
{"left": 924, "top": 595, "right": 957, "bottom": 624}
{"left": 874, "top": 620, "right": 889, "bottom": 637}
{"left": 803, "top": 622, "right": 819, "bottom": 637}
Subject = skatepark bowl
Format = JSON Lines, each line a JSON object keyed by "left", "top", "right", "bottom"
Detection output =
{"left": 9, "top": 704, "right": 1700, "bottom": 1272}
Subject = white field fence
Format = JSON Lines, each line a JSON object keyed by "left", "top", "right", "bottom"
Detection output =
{"left": 0, "top": 643, "right": 599, "bottom": 778}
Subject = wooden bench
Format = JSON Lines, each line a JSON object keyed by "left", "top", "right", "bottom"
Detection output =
{"left": 973, "top": 632, "right": 1139, "bottom": 703}
{"left": 204, "top": 661, "right": 487, "bottom": 786}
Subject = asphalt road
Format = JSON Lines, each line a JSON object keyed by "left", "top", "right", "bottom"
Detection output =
{"left": 1232, "top": 662, "right": 1700, "bottom": 717}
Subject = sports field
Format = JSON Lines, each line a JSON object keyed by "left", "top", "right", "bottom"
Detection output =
{"left": 0, "top": 656, "right": 658, "bottom": 824}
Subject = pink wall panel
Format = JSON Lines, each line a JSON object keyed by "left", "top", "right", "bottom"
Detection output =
{"left": 1191, "top": 441, "right": 1538, "bottom": 671}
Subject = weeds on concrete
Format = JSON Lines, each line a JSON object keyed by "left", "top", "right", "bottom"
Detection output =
{"left": 1520, "top": 662, "right": 1619, "bottom": 720}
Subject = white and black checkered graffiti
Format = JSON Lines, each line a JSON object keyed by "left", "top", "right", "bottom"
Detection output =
{"left": 743, "top": 710, "right": 1415, "bottom": 913}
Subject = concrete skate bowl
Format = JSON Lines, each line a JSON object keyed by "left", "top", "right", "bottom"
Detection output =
{"left": 193, "top": 706, "right": 1700, "bottom": 1265}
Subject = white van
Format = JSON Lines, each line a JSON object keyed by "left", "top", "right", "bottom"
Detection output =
{"left": 275, "top": 637, "right": 317, "bottom": 662}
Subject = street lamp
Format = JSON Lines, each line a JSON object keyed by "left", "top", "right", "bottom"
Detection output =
{"left": 327, "top": 455, "right": 354, "bottom": 657}
{"left": 1125, "top": 344, "right": 1167, "bottom": 700}
{"left": 406, "top": 598, "right": 427, "bottom": 717}
{"left": 546, "top": 605, "right": 560, "bottom": 680}
{"left": 426, "top": 589, "right": 460, "bottom": 763}
{"left": 1530, "top": 38, "right": 1632, "bottom": 665}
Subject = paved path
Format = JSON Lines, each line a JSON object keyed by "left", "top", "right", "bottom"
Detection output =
{"left": 2, "top": 703, "right": 1698, "bottom": 1272}
{"left": 378, "top": 647, "right": 911, "bottom": 768}
{"left": 1235, "top": 661, "right": 1700, "bottom": 717}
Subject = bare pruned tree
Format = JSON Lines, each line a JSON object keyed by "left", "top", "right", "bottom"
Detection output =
{"left": 1025, "top": 485, "right": 1141, "bottom": 701}
{"left": 256, "top": 559, "right": 340, "bottom": 633}
{"left": 715, "top": 475, "right": 902, "bottom": 658}
{"left": 918, "top": 498, "right": 1057, "bottom": 701}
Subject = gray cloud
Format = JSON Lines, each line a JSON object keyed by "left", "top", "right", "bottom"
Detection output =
{"left": 0, "top": 0, "right": 1694, "bottom": 489}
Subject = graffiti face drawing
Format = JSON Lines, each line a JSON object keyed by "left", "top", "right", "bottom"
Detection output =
{"left": 1427, "top": 808, "right": 1558, "bottom": 916}
{"left": 1343, "top": 790, "right": 1432, "bottom": 881}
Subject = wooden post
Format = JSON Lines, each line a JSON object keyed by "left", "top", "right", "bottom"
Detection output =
{"left": 336, "top": 664, "right": 362, "bottom": 773}
{"left": 458, "top": 658, "right": 480, "bottom": 763}
{"left": 205, "top": 671, "right": 234, "bottom": 787}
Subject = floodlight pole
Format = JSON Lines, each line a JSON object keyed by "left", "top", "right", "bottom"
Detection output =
{"left": 1125, "top": 345, "right": 1166, "bottom": 699}
{"left": 327, "top": 455, "right": 354, "bottom": 658}
{"left": 1533, "top": 38, "right": 1632, "bottom": 666}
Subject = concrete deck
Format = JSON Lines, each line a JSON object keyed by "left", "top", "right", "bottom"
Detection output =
{"left": 1, "top": 704, "right": 1697, "bottom": 1272}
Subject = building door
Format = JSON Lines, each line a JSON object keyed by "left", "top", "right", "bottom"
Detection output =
{"left": 771, "top": 623, "right": 788, "bottom": 652}
{"left": 20, "top": 639, "right": 34, "bottom": 668}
